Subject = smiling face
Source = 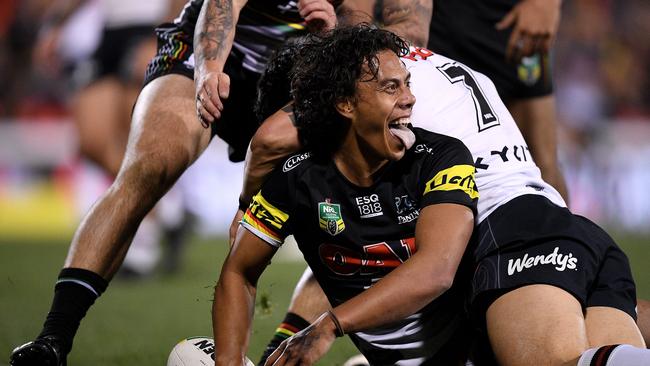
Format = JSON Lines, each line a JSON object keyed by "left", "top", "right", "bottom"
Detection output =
{"left": 338, "top": 50, "right": 416, "bottom": 163}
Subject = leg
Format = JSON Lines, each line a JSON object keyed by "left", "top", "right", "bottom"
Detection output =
{"left": 258, "top": 267, "right": 330, "bottom": 365}
{"left": 637, "top": 299, "right": 650, "bottom": 347}
{"left": 507, "top": 95, "right": 569, "bottom": 202}
{"left": 72, "top": 77, "right": 129, "bottom": 176}
{"left": 66, "top": 74, "right": 210, "bottom": 277}
{"left": 486, "top": 284, "right": 588, "bottom": 366}
{"left": 585, "top": 306, "right": 645, "bottom": 348}
{"left": 10, "top": 74, "right": 210, "bottom": 366}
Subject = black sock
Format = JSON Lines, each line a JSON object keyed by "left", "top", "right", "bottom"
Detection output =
{"left": 258, "top": 312, "right": 310, "bottom": 366}
{"left": 38, "top": 268, "right": 108, "bottom": 355}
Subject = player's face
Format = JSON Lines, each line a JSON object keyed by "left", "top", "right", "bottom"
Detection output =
{"left": 348, "top": 50, "right": 416, "bottom": 162}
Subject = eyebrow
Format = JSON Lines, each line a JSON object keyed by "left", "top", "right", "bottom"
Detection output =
{"left": 379, "top": 71, "right": 412, "bottom": 86}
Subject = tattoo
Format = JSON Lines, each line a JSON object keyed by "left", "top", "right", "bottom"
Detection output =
{"left": 196, "top": 0, "right": 234, "bottom": 62}
{"left": 381, "top": 0, "right": 432, "bottom": 46}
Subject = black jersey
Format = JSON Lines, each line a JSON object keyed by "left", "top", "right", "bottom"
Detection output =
{"left": 172, "top": 0, "right": 307, "bottom": 73}
{"left": 241, "top": 127, "right": 478, "bottom": 364}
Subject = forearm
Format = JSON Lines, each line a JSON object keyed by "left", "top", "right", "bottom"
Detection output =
{"left": 213, "top": 269, "right": 256, "bottom": 365}
{"left": 332, "top": 250, "right": 453, "bottom": 334}
{"left": 194, "top": 0, "right": 243, "bottom": 75}
{"left": 381, "top": 0, "right": 432, "bottom": 46}
{"left": 333, "top": 204, "right": 474, "bottom": 334}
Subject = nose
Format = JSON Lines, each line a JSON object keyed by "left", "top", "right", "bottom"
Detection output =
{"left": 399, "top": 87, "right": 416, "bottom": 110}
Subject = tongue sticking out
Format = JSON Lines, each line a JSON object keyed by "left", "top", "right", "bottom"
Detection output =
{"left": 389, "top": 124, "right": 416, "bottom": 150}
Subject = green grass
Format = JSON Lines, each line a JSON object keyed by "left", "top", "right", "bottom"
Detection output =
{"left": 0, "top": 237, "right": 358, "bottom": 366}
{"left": 1, "top": 233, "right": 648, "bottom": 365}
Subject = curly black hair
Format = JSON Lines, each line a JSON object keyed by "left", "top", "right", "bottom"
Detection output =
{"left": 291, "top": 24, "right": 409, "bottom": 159}
{"left": 254, "top": 37, "right": 308, "bottom": 122}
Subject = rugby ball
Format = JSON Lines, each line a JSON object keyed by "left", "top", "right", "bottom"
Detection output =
{"left": 167, "top": 337, "right": 255, "bottom": 366}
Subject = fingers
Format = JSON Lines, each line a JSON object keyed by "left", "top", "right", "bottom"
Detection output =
{"left": 195, "top": 73, "right": 230, "bottom": 127}
{"left": 495, "top": 8, "right": 517, "bottom": 31}
{"left": 298, "top": 0, "right": 336, "bottom": 32}
{"left": 264, "top": 342, "right": 287, "bottom": 366}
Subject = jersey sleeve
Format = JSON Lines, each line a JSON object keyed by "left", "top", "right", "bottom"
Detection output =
{"left": 419, "top": 137, "right": 479, "bottom": 214}
{"left": 240, "top": 168, "right": 294, "bottom": 247}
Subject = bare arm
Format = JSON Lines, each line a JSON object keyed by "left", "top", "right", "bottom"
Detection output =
{"left": 266, "top": 203, "right": 475, "bottom": 365}
{"left": 213, "top": 227, "right": 278, "bottom": 365}
{"left": 228, "top": 106, "right": 301, "bottom": 245}
{"left": 380, "top": 0, "right": 432, "bottom": 47}
{"left": 194, "top": 0, "right": 248, "bottom": 125}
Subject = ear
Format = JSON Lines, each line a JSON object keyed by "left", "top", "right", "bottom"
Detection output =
{"left": 335, "top": 99, "right": 354, "bottom": 119}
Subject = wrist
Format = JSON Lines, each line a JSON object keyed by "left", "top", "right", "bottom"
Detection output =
{"left": 326, "top": 310, "right": 345, "bottom": 337}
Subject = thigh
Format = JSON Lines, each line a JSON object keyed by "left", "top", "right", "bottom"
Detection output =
{"left": 585, "top": 306, "right": 645, "bottom": 348}
{"left": 486, "top": 284, "right": 588, "bottom": 366}
{"left": 120, "top": 73, "right": 211, "bottom": 193}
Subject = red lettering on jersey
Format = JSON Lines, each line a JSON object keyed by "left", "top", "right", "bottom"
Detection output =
{"left": 403, "top": 47, "right": 435, "bottom": 62}
{"left": 319, "top": 238, "right": 416, "bottom": 276}
{"left": 319, "top": 244, "right": 363, "bottom": 276}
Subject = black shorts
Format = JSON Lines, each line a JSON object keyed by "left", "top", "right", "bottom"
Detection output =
{"left": 471, "top": 195, "right": 637, "bottom": 321}
{"left": 80, "top": 25, "right": 156, "bottom": 85}
{"left": 143, "top": 23, "right": 261, "bottom": 162}
{"left": 427, "top": 0, "right": 553, "bottom": 101}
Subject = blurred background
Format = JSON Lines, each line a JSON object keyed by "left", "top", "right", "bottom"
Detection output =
{"left": 0, "top": 0, "right": 649, "bottom": 365}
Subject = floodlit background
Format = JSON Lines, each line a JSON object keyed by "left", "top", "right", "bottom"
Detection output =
{"left": 1, "top": 0, "right": 649, "bottom": 365}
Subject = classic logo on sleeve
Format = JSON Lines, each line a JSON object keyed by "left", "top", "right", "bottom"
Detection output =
{"left": 242, "top": 192, "right": 289, "bottom": 244}
{"left": 318, "top": 199, "right": 345, "bottom": 236}
{"left": 424, "top": 164, "right": 479, "bottom": 199}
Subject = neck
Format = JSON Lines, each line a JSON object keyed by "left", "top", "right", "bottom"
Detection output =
{"left": 333, "top": 134, "right": 388, "bottom": 187}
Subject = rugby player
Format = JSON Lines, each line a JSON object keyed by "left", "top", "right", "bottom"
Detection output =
{"left": 9, "top": 1, "right": 340, "bottom": 365}
{"left": 428, "top": 0, "right": 569, "bottom": 201}
{"left": 213, "top": 26, "right": 478, "bottom": 365}
{"left": 237, "top": 26, "right": 650, "bottom": 365}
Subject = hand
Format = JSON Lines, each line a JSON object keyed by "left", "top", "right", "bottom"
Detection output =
{"left": 228, "top": 209, "right": 245, "bottom": 247}
{"left": 298, "top": 0, "right": 338, "bottom": 33}
{"left": 264, "top": 312, "right": 338, "bottom": 365}
{"left": 195, "top": 70, "right": 231, "bottom": 128}
{"left": 496, "top": 0, "right": 562, "bottom": 63}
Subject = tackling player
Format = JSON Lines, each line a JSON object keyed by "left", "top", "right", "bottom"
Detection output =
{"left": 213, "top": 26, "right": 478, "bottom": 365}
{"left": 9, "top": 1, "right": 340, "bottom": 365}
{"left": 237, "top": 26, "right": 650, "bottom": 365}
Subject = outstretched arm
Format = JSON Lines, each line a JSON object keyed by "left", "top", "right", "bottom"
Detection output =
{"left": 213, "top": 227, "right": 278, "bottom": 365}
{"left": 266, "top": 203, "right": 475, "bottom": 365}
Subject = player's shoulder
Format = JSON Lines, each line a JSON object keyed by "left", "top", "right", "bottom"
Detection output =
{"left": 410, "top": 127, "right": 469, "bottom": 154}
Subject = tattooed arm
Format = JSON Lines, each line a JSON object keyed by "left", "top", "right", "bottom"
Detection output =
{"left": 194, "top": 0, "right": 248, "bottom": 127}
{"left": 381, "top": 0, "right": 432, "bottom": 46}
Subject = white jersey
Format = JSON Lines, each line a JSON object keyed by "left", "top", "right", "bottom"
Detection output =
{"left": 402, "top": 48, "right": 566, "bottom": 222}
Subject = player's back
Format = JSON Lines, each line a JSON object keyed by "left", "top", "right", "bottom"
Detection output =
{"left": 402, "top": 48, "right": 565, "bottom": 222}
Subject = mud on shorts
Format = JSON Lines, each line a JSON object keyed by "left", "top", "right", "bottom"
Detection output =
{"left": 427, "top": 0, "right": 553, "bottom": 101}
{"left": 470, "top": 194, "right": 637, "bottom": 322}
{"left": 143, "top": 23, "right": 261, "bottom": 162}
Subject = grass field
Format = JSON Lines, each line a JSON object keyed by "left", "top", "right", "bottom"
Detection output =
{"left": 1, "top": 233, "right": 648, "bottom": 366}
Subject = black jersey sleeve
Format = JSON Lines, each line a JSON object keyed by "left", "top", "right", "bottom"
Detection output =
{"left": 416, "top": 130, "right": 479, "bottom": 213}
{"left": 240, "top": 165, "right": 295, "bottom": 247}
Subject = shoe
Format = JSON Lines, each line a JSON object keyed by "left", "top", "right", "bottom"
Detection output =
{"left": 10, "top": 336, "right": 66, "bottom": 366}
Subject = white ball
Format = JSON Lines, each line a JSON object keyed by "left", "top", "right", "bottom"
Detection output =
{"left": 167, "top": 337, "right": 255, "bottom": 366}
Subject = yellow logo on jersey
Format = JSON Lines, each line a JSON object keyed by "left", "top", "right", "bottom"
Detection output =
{"left": 424, "top": 165, "right": 479, "bottom": 199}
{"left": 248, "top": 192, "right": 289, "bottom": 230}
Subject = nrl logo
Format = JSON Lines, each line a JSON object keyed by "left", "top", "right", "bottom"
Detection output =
{"left": 318, "top": 200, "right": 345, "bottom": 236}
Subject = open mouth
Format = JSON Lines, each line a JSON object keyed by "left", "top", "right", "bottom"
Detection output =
{"left": 388, "top": 117, "right": 416, "bottom": 149}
